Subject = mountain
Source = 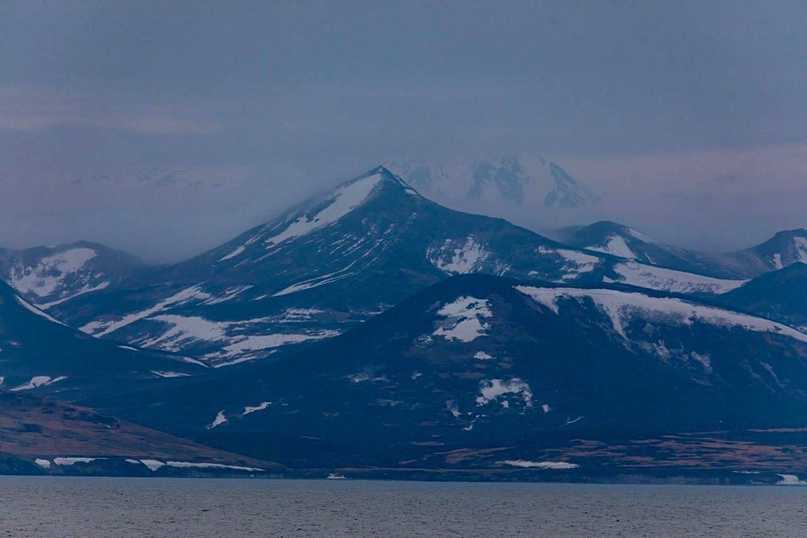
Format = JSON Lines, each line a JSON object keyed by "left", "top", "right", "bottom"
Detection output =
{"left": 0, "top": 241, "right": 145, "bottom": 308}
{"left": 49, "top": 167, "right": 621, "bottom": 367}
{"left": 87, "top": 274, "right": 807, "bottom": 478}
{"left": 386, "top": 156, "right": 599, "bottom": 211}
{"left": 0, "top": 279, "right": 205, "bottom": 401}
{"left": 556, "top": 221, "right": 743, "bottom": 279}
{"left": 0, "top": 390, "right": 278, "bottom": 477}
{"left": 46, "top": 168, "right": 754, "bottom": 368}
{"left": 718, "top": 228, "right": 807, "bottom": 277}
{"left": 716, "top": 263, "right": 807, "bottom": 332}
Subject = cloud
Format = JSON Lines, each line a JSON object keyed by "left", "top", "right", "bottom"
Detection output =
{"left": 0, "top": 86, "right": 220, "bottom": 135}
{"left": 558, "top": 143, "right": 807, "bottom": 251}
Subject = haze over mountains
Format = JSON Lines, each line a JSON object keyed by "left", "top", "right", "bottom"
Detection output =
{"left": 1, "top": 165, "right": 805, "bottom": 481}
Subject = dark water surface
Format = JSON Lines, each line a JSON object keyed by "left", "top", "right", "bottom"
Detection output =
{"left": 1, "top": 478, "right": 806, "bottom": 537}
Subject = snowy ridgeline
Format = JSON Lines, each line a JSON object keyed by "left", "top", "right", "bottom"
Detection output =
{"left": 218, "top": 172, "right": 415, "bottom": 262}
{"left": 516, "top": 285, "right": 807, "bottom": 343}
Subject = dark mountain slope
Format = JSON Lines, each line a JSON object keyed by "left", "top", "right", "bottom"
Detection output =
{"left": 716, "top": 263, "right": 807, "bottom": 331}
{"left": 0, "top": 279, "right": 205, "bottom": 401}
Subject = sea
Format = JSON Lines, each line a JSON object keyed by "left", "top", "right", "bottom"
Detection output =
{"left": 1, "top": 478, "right": 805, "bottom": 537}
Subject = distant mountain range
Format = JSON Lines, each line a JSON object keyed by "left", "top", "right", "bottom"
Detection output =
{"left": 557, "top": 221, "right": 807, "bottom": 279}
{"left": 0, "top": 164, "right": 805, "bottom": 480}
{"left": 386, "top": 155, "right": 599, "bottom": 212}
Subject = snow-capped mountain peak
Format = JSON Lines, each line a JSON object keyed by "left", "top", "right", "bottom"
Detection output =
{"left": 217, "top": 167, "right": 419, "bottom": 264}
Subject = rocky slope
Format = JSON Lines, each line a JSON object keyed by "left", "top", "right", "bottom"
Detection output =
{"left": 0, "top": 390, "right": 279, "bottom": 476}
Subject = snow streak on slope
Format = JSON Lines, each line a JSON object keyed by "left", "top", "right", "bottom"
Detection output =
{"left": 15, "top": 296, "right": 68, "bottom": 326}
{"left": 587, "top": 235, "right": 636, "bottom": 259}
{"left": 535, "top": 247, "right": 601, "bottom": 280}
{"left": 135, "top": 314, "right": 338, "bottom": 366}
{"left": 516, "top": 285, "right": 807, "bottom": 343}
{"left": 38, "top": 283, "right": 110, "bottom": 309}
{"left": 80, "top": 286, "right": 212, "bottom": 337}
{"left": 262, "top": 173, "right": 383, "bottom": 248}
{"left": 614, "top": 262, "right": 746, "bottom": 294}
{"left": 796, "top": 238, "right": 807, "bottom": 264}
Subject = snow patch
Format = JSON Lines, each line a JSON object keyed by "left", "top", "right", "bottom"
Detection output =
{"left": 428, "top": 236, "right": 489, "bottom": 274}
{"left": 150, "top": 371, "right": 190, "bottom": 379}
{"left": 242, "top": 401, "right": 272, "bottom": 416}
{"left": 777, "top": 474, "right": 807, "bottom": 485}
{"left": 131, "top": 313, "right": 337, "bottom": 364}
{"left": 433, "top": 296, "right": 493, "bottom": 343}
{"left": 140, "top": 459, "right": 166, "bottom": 471}
{"left": 53, "top": 457, "right": 100, "bottom": 466}
{"left": 9, "top": 248, "right": 97, "bottom": 298}
{"left": 138, "top": 315, "right": 228, "bottom": 351}
{"left": 474, "top": 351, "right": 493, "bottom": 360}
{"left": 83, "top": 285, "right": 212, "bottom": 337}
{"left": 15, "top": 296, "right": 67, "bottom": 326}
{"left": 203, "top": 286, "right": 253, "bottom": 305}
{"left": 206, "top": 410, "right": 227, "bottom": 429}
{"left": 588, "top": 235, "right": 636, "bottom": 259}
{"left": 349, "top": 372, "right": 389, "bottom": 384}
{"left": 10, "top": 375, "right": 67, "bottom": 391}
{"left": 499, "top": 460, "right": 579, "bottom": 470}
{"left": 165, "top": 461, "right": 263, "bottom": 472}
{"left": 278, "top": 308, "right": 324, "bottom": 321}
{"left": 219, "top": 232, "right": 263, "bottom": 262}
{"left": 34, "top": 459, "right": 51, "bottom": 468}
{"left": 218, "top": 331, "right": 337, "bottom": 357}
{"left": 271, "top": 258, "right": 366, "bottom": 297}
{"left": 796, "top": 237, "right": 807, "bottom": 263}
{"left": 476, "top": 378, "right": 533, "bottom": 408}
{"left": 130, "top": 459, "right": 261, "bottom": 472}
{"left": 37, "top": 282, "right": 110, "bottom": 309}
{"left": 557, "top": 249, "right": 601, "bottom": 279}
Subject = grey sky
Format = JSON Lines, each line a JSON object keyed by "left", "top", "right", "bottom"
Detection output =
{"left": 0, "top": 1, "right": 805, "bottom": 260}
